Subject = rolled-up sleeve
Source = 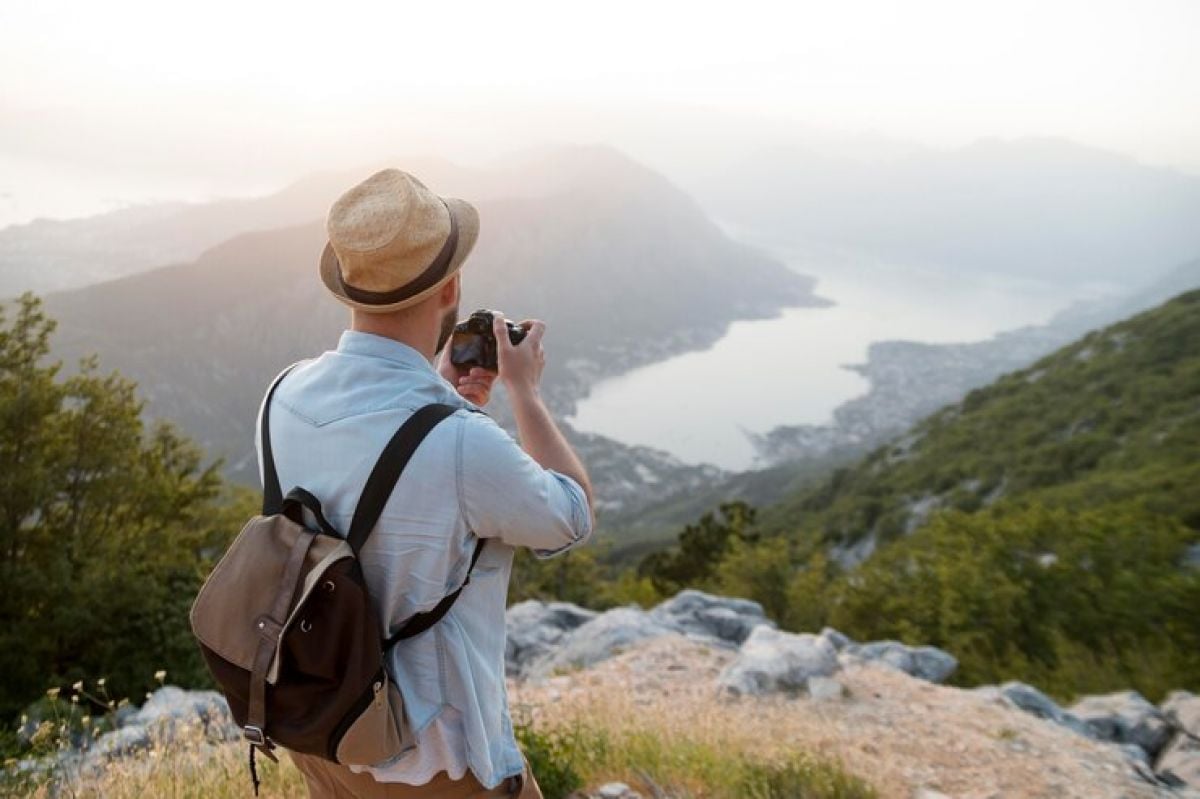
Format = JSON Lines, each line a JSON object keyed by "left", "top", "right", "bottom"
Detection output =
{"left": 456, "top": 411, "right": 593, "bottom": 558}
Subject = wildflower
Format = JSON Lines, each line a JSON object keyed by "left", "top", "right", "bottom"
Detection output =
{"left": 154, "top": 670, "right": 167, "bottom": 683}
{"left": 81, "top": 715, "right": 92, "bottom": 726}
{"left": 46, "top": 687, "right": 60, "bottom": 700}
{"left": 72, "top": 680, "right": 84, "bottom": 692}
{"left": 97, "top": 678, "right": 106, "bottom": 687}
{"left": 71, "top": 694, "right": 79, "bottom": 704}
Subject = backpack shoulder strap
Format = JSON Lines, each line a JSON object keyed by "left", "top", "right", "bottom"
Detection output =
{"left": 260, "top": 364, "right": 300, "bottom": 515}
{"left": 350, "top": 402, "right": 490, "bottom": 644}
{"left": 346, "top": 403, "right": 476, "bottom": 553}
{"left": 385, "top": 535, "right": 487, "bottom": 646}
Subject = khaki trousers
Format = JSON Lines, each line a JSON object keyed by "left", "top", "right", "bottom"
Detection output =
{"left": 288, "top": 751, "right": 544, "bottom": 799}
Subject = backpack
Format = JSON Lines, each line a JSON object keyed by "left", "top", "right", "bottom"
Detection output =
{"left": 189, "top": 366, "right": 487, "bottom": 793}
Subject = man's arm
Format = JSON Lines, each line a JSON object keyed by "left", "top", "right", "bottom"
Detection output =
{"left": 492, "top": 314, "right": 596, "bottom": 531}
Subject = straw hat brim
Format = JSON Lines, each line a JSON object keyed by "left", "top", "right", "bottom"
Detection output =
{"left": 319, "top": 197, "right": 480, "bottom": 313}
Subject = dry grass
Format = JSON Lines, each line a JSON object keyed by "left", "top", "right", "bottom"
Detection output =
{"left": 4, "top": 715, "right": 306, "bottom": 799}
{"left": 510, "top": 635, "right": 1172, "bottom": 799}
{"left": 7, "top": 635, "right": 1168, "bottom": 799}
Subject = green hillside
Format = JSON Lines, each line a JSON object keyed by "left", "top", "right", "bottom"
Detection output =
{"left": 759, "top": 288, "right": 1200, "bottom": 556}
{"left": 630, "top": 290, "right": 1200, "bottom": 700}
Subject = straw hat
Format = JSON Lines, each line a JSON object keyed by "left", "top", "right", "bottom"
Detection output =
{"left": 319, "top": 169, "right": 479, "bottom": 312}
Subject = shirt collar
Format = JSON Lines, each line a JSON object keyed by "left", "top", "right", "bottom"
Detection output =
{"left": 336, "top": 330, "right": 439, "bottom": 377}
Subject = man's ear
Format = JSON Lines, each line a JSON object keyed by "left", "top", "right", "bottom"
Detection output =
{"left": 439, "top": 273, "right": 459, "bottom": 307}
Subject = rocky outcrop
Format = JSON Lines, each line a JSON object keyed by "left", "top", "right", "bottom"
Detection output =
{"left": 84, "top": 687, "right": 237, "bottom": 766}
{"left": 505, "top": 600, "right": 598, "bottom": 677}
{"left": 648, "top": 589, "right": 773, "bottom": 646}
{"left": 1157, "top": 691, "right": 1200, "bottom": 788}
{"left": 523, "top": 607, "right": 681, "bottom": 680}
{"left": 15, "top": 686, "right": 238, "bottom": 782}
{"left": 507, "top": 590, "right": 773, "bottom": 679}
{"left": 717, "top": 626, "right": 839, "bottom": 697}
{"left": 1068, "top": 691, "right": 1173, "bottom": 757}
{"left": 840, "top": 639, "right": 958, "bottom": 684}
{"left": 974, "top": 682, "right": 1096, "bottom": 740}
{"left": 971, "top": 682, "right": 1200, "bottom": 789}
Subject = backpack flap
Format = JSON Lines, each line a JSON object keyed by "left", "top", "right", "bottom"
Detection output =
{"left": 189, "top": 513, "right": 350, "bottom": 682}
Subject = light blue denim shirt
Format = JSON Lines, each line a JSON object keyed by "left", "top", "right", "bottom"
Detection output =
{"left": 254, "top": 330, "right": 593, "bottom": 788}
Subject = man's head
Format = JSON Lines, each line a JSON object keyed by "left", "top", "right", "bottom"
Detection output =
{"left": 319, "top": 168, "right": 478, "bottom": 355}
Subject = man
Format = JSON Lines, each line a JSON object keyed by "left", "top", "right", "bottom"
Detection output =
{"left": 257, "top": 168, "right": 595, "bottom": 798}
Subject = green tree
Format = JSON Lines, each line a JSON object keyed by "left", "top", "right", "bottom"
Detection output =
{"left": 637, "top": 501, "right": 758, "bottom": 595}
{"left": 0, "top": 294, "right": 230, "bottom": 718}
{"left": 829, "top": 503, "right": 1200, "bottom": 699}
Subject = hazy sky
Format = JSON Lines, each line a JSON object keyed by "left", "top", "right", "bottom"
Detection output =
{"left": 2, "top": 0, "right": 1198, "bottom": 226}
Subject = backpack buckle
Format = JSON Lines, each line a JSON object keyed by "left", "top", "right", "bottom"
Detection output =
{"left": 243, "top": 725, "right": 267, "bottom": 746}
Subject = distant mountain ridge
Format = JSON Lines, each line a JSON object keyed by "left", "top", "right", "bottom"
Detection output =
{"left": 38, "top": 148, "right": 821, "bottom": 515}
{"left": 1, "top": 146, "right": 720, "bottom": 297}
{"left": 700, "top": 137, "right": 1200, "bottom": 288}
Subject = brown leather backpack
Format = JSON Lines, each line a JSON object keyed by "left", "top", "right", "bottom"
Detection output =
{"left": 189, "top": 368, "right": 485, "bottom": 792}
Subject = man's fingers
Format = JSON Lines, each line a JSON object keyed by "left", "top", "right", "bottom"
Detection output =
{"left": 521, "top": 320, "right": 546, "bottom": 346}
{"left": 493, "top": 313, "right": 514, "bottom": 352}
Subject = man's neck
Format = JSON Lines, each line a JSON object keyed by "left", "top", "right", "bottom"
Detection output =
{"left": 350, "top": 311, "right": 437, "bottom": 363}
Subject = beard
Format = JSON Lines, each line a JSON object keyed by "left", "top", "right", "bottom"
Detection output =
{"left": 435, "top": 300, "right": 460, "bottom": 354}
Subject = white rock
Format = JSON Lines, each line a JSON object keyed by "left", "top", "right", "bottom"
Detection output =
{"left": 525, "top": 606, "right": 678, "bottom": 679}
{"left": 505, "top": 600, "right": 599, "bottom": 677}
{"left": 595, "top": 782, "right": 643, "bottom": 798}
{"left": 1068, "top": 691, "right": 1172, "bottom": 756}
{"left": 840, "top": 640, "right": 957, "bottom": 683}
{"left": 1157, "top": 732, "right": 1200, "bottom": 789}
{"left": 1162, "top": 690, "right": 1200, "bottom": 738}
{"left": 718, "top": 625, "right": 839, "bottom": 697}
{"left": 649, "top": 589, "right": 773, "bottom": 646}
{"left": 806, "top": 676, "right": 847, "bottom": 701}
{"left": 818, "top": 627, "right": 853, "bottom": 652}
{"left": 990, "top": 682, "right": 1095, "bottom": 740}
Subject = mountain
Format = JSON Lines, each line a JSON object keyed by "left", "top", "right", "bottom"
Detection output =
{"left": 38, "top": 148, "right": 822, "bottom": 511}
{"left": 2, "top": 146, "right": 724, "bottom": 298}
{"left": 753, "top": 256, "right": 1200, "bottom": 465}
{"left": 755, "top": 289, "right": 1200, "bottom": 567}
{"left": 699, "top": 138, "right": 1200, "bottom": 288}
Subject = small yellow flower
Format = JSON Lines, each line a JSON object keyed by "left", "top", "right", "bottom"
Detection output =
{"left": 154, "top": 670, "right": 167, "bottom": 683}
{"left": 81, "top": 715, "right": 91, "bottom": 726}
{"left": 46, "top": 687, "right": 61, "bottom": 700}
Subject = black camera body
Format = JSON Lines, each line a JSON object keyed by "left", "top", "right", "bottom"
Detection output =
{"left": 449, "top": 309, "right": 528, "bottom": 371}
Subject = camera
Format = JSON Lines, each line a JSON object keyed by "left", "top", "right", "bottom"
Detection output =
{"left": 449, "top": 309, "right": 528, "bottom": 371}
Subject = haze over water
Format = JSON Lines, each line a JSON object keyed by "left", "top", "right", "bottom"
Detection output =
{"left": 569, "top": 244, "right": 1092, "bottom": 470}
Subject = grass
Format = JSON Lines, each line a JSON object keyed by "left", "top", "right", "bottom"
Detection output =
{"left": 3, "top": 720, "right": 307, "bottom": 798}
{"left": 4, "top": 710, "right": 873, "bottom": 799}
{"left": 519, "top": 721, "right": 876, "bottom": 799}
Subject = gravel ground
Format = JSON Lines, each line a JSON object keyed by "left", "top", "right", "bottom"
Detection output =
{"left": 508, "top": 635, "right": 1192, "bottom": 799}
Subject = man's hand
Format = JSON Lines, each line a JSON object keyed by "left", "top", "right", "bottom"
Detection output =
{"left": 494, "top": 313, "right": 545, "bottom": 396}
{"left": 437, "top": 348, "right": 498, "bottom": 406}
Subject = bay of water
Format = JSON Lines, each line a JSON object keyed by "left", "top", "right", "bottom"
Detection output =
{"left": 568, "top": 246, "right": 1094, "bottom": 470}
